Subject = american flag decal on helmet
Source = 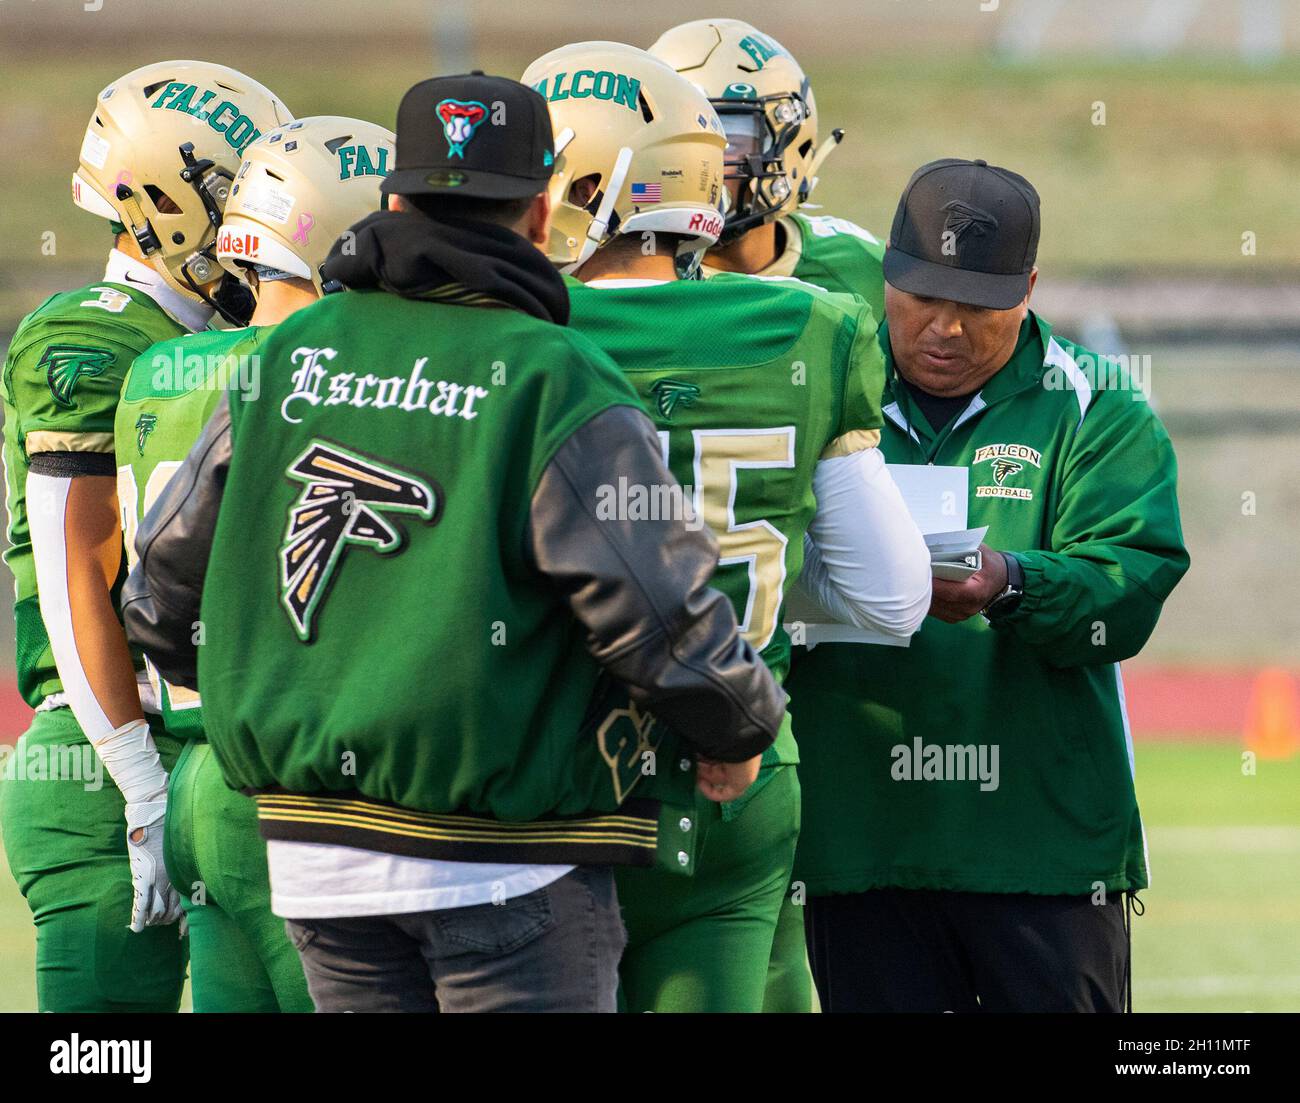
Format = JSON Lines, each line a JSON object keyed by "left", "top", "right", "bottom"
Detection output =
{"left": 630, "top": 182, "right": 662, "bottom": 204}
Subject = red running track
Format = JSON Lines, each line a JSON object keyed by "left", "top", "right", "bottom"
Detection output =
{"left": 0, "top": 666, "right": 1284, "bottom": 745}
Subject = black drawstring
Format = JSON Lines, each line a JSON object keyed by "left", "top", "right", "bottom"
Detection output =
{"left": 1123, "top": 890, "right": 1144, "bottom": 1012}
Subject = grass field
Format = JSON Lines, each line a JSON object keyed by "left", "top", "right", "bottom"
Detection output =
{"left": 0, "top": 740, "right": 1295, "bottom": 1012}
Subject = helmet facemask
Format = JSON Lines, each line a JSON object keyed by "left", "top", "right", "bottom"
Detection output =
{"left": 174, "top": 143, "right": 254, "bottom": 325}
{"left": 713, "top": 89, "right": 810, "bottom": 245}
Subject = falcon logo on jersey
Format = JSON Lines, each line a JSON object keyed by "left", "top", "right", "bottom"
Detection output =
{"left": 650, "top": 379, "right": 701, "bottom": 421}
{"left": 37, "top": 345, "right": 114, "bottom": 408}
{"left": 81, "top": 287, "right": 131, "bottom": 313}
{"left": 436, "top": 99, "right": 487, "bottom": 159}
{"left": 991, "top": 458, "right": 1022, "bottom": 486}
{"left": 135, "top": 413, "right": 158, "bottom": 455}
{"left": 280, "top": 441, "right": 441, "bottom": 642}
{"left": 973, "top": 443, "right": 1041, "bottom": 468}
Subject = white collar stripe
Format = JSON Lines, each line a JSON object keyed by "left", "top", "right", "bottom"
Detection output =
{"left": 882, "top": 401, "right": 921, "bottom": 444}
{"left": 102, "top": 249, "right": 213, "bottom": 333}
{"left": 1044, "top": 336, "right": 1092, "bottom": 427}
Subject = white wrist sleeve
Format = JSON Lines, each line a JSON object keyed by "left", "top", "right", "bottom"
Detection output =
{"left": 91, "top": 718, "right": 169, "bottom": 806}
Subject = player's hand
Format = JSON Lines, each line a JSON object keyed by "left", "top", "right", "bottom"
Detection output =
{"left": 124, "top": 798, "right": 183, "bottom": 932}
{"left": 928, "top": 543, "right": 1008, "bottom": 623}
{"left": 695, "top": 754, "right": 762, "bottom": 802}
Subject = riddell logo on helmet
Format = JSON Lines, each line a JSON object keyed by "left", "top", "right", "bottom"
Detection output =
{"left": 688, "top": 212, "right": 723, "bottom": 237}
{"left": 217, "top": 228, "right": 260, "bottom": 259}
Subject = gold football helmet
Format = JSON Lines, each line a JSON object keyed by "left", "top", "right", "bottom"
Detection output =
{"left": 649, "top": 19, "right": 841, "bottom": 242}
{"left": 72, "top": 60, "right": 292, "bottom": 310}
{"left": 217, "top": 116, "right": 394, "bottom": 297}
{"left": 521, "top": 41, "right": 727, "bottom": 271}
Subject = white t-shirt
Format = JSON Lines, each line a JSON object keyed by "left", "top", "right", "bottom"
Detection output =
{"left": 267, "top": 840, "right": 572, "bottom": 919}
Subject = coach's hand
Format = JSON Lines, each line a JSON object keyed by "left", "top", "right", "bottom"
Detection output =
{"left": 928, "top": 544, "right": 1009, "bottom": 623}
{"left": 695, "top": 753, "right": 762, "bottom": 802}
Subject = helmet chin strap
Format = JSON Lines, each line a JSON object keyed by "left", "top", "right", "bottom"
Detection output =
{"left": 179, "top": 252, "right": 254, "bottom": 327}
{"left": 675, "top": 241, "right": 707, "bottom": 280}
{"left": 562, "top": 146, "right": 633, "bottom": 275}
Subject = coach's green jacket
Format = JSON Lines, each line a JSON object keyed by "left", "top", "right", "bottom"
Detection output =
{"left": 786, "top": 311, "right": 1189, "bottom": 896}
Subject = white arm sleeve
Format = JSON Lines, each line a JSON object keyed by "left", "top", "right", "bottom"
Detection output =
{"left": 796, "top": 448, "right": 932, "bottom": 640}
{"left": 27, "top": 471, "right": 168, "bottom": 802}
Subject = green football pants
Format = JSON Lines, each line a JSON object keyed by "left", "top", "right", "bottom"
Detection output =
{"left": 762, "top": 888, "right": 815, "bottom": 1012}
{"left": 164, "top": 740, "right": 311, "bottom": 1012}
{"left": 0, "top": 706, "right": 188, "bottom": 1012}
{"left": 616, "top": 764, "right": 800, "bottom": 1013}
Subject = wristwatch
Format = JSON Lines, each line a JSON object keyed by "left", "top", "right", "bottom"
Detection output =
{"left": 982, "top": 552, "right": 1025, "bottom": 620}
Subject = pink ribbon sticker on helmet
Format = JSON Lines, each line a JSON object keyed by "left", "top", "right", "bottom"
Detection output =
{"left": 293, "top": 212, "right": 315, "bottom": 245}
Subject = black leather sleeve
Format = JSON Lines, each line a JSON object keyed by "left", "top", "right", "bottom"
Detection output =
{"left": 529, "top": 405, "right": 784, "bottom": 763}
{"left": 121, "top": 394, "right": 232, "bottom": 691}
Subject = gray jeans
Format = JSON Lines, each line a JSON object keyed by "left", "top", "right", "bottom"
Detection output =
{"left": 284, "top": 866, "right": 626, "bottom": 1012}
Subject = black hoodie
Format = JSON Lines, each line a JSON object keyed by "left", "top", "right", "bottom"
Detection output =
{"left": 322, "top": 209, "right": 569, "bottom": 325}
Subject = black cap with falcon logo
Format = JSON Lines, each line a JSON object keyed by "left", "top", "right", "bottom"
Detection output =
{"left": 882, "top": 158, "right": 1040, "bottom": 310}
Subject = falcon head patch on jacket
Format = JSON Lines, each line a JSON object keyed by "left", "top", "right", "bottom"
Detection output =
{"left": 280, "top": 440, "right": 441, "bottom": 641}
{"left": 991, "top": 458, "right": 1023, "bottom": 486}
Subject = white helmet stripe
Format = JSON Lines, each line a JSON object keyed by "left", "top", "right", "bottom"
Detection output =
{"left": 216, "top": 217, "right": 312, "bottom": 281}
{"left": 71, "top": 171, "right": 122, "bottom": 221}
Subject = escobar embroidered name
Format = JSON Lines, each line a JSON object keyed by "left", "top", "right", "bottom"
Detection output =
{"left": 280, "top": 347, "right": 490, "bottom": 425}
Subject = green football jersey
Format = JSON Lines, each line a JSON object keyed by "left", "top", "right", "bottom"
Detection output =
{"left": 785, "top": 212, "right": 886, "bottom": 322}
{"left": 115, "top": 326, "right": 266, "bottom": 737}
{"left": 567, "top": 273, "right": 886, "bottom": 769}
{"left": 2, "top": 280, "right": 185, "bottom": 706}
{"left": 702, "top": 211, "right": 886, "bottom": 325}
